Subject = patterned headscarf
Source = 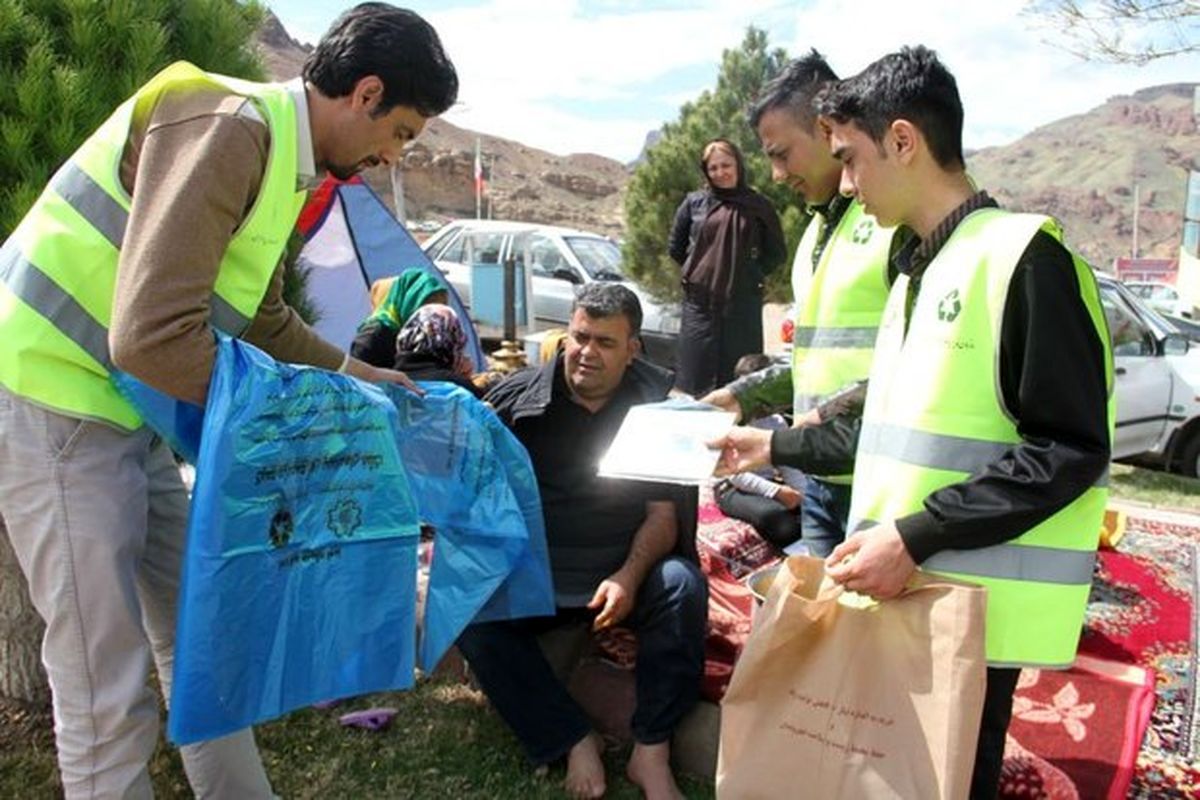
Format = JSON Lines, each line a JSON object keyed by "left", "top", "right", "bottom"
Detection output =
{"left": 396, "top": 304, "right": 469, "bottom": 372}
{"left": 364, "top": 269, "right": 447, "bottom": 330}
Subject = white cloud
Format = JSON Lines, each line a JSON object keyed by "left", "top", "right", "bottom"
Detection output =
{"left": 401, "top": 0, "right": 792, "bottom": 160}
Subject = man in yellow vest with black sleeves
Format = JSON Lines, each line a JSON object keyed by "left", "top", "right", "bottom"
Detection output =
{"left": 0, "top": 5, "right": 457, "bottom": 796}
{"left": 714, "top": 46, "right": 1112, "bottom": 799}
{"left": 702, "top": 51, "right": 897, "bottom": 559}
{"left": 820, "top": 47, "right": 1113, "bottom": 799}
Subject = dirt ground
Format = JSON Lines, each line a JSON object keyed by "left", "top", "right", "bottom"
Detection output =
{"left": 0, "top": 696, "right": 53, "bottom": 753}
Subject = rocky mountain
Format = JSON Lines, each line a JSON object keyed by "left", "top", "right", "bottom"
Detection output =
{"left": 256, "top": 12, "right": 1196, "bottom": 264}
{"left": 967, "top": 83, "right": 1197, "bottom": 268}
{"left": 256, "top": 10, "right": 311, "bottom": 82}
{"left": 397, "top": 119, "right": 628, "bottom": 236}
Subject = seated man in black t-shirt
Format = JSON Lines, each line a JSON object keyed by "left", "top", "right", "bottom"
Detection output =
{"left": 459, "top": 283, "right": 708, "bottom": 800}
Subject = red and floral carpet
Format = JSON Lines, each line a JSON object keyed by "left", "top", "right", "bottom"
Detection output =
{"left": 695, "top": 493, "right": 1200, "bottom": 799}
{"left": 1074, "top": 507, "right": 1199, "bottom": 799}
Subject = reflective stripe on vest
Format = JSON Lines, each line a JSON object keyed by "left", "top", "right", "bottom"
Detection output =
{"left": 850, "top": 516, "right": 1096, "bottom": 585}
{"left": 790, "top": 200, "right": 892, "bottom": 481}
{"left": 791, "top": 326, "right": 879, "bottom": 349}
{"left": 1, "top": 244, "right": 112, "bottom": 370}
{"left": 52, "top": 163, "right": 127, "bottom": 249}
{"left": 856, "top": 422, "right": 1109, "bottom": 487}
{"left": 848, "top": 209, "right": 1115, "bottom": 668}
{"left": 0, "top": 61, "right": 302, "bottom": 428}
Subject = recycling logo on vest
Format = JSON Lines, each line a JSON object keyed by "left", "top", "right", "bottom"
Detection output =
{"left": 851, "top": 217, "right": 875, "bottom": 244}
{"left": 937, "top": 288, "right": 962, "bottom": 322}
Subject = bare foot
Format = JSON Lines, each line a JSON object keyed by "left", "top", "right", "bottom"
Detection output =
{"left": 626, "top": 742, "right": 684, "bottom": 800}
{"left": 564, "top": 733, "right": 606, "bottom": 799}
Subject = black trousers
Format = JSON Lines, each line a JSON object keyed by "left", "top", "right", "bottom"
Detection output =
{"left": 970, "top": 666, "right": 1021, "bottom": 799}
{"left": 675, "top": 290, "right": 763, "bottom": 396}
{"left": 714, "top": 483, "right": 800, "bottom": 550}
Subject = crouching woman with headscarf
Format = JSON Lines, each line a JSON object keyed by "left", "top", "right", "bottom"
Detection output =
{"left": 393, "top": 304, "right": 486, "bottom": 397}
{"left": 351, "top": 269, "right": 448, "bottom": 368}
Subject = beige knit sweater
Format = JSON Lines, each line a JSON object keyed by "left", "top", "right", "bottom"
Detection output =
{"left": 109, "top": 84, "right": 342, "bottom": 407}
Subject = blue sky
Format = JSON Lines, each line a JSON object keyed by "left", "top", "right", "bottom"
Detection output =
{"left": 270, "top": 0, "right": 1200, "bottom": 163}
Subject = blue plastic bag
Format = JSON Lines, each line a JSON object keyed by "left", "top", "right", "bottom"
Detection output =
{"left": 167, "top": 337, "right": 420, "bottom": 744}
{"left": 111, "top": 371, "right": 204, "bottom": 463}
{"left": 385, "top": 383, "right": 554, "bottom": 670}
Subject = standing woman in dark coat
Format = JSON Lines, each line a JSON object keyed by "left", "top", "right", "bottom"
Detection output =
{"left": 668, "top": 138, "right": 786, "bottom": 395}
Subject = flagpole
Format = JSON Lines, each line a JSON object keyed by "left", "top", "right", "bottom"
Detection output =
{"left": 474, "top": 137, "right": 482, "bottom": 220}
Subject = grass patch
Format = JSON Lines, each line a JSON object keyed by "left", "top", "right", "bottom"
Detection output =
{"left": 1109, "top": 463, "right": 1200, "bottom": 510}
{"left": 1, "top": 679, "right": 715, "bottom": 799}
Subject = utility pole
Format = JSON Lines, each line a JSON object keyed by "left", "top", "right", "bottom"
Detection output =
{"left": 1132, "top": 182, "right": 1140, "bottom": 259}
{"left": 474, "top": 138, "right": 482, "bottom": 220}
{"left": 390, "top": 163, "right": 406, "bottom": 224}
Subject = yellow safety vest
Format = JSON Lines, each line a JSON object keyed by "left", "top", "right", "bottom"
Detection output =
{"left": 791, "top": 199, "right": 893, "bottom": 482}
{"left": 0, "top": 61, "right": 305, "bottom": 429}
{"left": 849, "top": 209, "right": 1115, "bottom": 668}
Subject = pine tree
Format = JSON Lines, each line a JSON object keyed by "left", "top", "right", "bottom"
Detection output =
{"left": 0, "top": 0, "right": 266, "bottom": 237}
{"left": 622, "top": 27, "right": 809, "bottom": 305}
{"left": 281, "top": 229, "right": 322, "bottom": 325}
{"left": 0, "top": 0, "right": 266, "bottom": 704}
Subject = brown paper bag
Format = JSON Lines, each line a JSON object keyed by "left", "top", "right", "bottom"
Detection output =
{"left": 717, "top": 555, "right": 986, "bottom": 800}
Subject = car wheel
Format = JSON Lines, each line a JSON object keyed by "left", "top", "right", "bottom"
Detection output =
{"left": 1177, "top": 429, "right": 1200, "bottom": 479}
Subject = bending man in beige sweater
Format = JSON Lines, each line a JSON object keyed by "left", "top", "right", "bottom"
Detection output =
{"left": 0, "top": 4, "right": 457, "bottom": 797}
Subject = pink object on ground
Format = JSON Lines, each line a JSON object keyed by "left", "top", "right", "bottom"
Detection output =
{"left": 338, "top": 707, "right": 398, "bottom": 732}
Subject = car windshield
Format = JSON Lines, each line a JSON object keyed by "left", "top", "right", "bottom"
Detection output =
{"left": 1108, "top": 281, "right": 1181, "bottom": 337}
{"left": 565, "top": 236, "right": 624, "bottom": 281}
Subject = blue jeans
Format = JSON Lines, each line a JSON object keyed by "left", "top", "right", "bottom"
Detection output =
{"left": 456, "top": 556, "right": 708, "bottom": 764}
{"left": 798, "top": 476, "right": 852, "bottom": 558}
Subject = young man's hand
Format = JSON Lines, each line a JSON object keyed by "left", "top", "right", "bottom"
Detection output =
{"left": 824, "top": 521, "right": 916, "bottom": 600}
{"left": 708, "top": 426, "right": 772, "bottom": 475}
{"left": 775, "top": 484, "right": 802, "bottom": 510}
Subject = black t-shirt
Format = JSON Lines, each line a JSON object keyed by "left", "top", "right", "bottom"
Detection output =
{"left": 511, "top": 361, "right": 675, "bottom": 605}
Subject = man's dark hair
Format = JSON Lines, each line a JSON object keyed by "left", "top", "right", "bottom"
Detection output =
{"left": 303, "top": 3, "right": 458, "bottom": 118}
{"left": 747, "top": 50, "right": 838, "bottom": 131}
{"left": 815, "top": 45, "right": 964, "bottom": 170}
{"left": 572, "top": 283, "right": 643, "bottom": 337}
{"left": 734, "top": 353, "right": 773, "bottom": 377}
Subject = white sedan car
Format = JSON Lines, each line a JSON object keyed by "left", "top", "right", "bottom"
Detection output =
{"left": 421, "top": 219, "right": 680, "bottom": 368}
{"left": 1122, "top": 280, "right": 1193, "bottom": 320}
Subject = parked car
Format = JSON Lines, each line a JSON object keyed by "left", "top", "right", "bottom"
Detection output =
{"left": 1165, "top": 312, "right": 1200, "bottom": 343}
{"left": 1122, "top": 280, "right": 1193, "bottom": 319}
{"left": 1100, "top": 274, "right": 1200, "bottom": 477}
{"left": 421, "top": 219, "right": 680, "bottom": 367}
{"left": 772, "top": 275, "right": 1200, "bottom": 477}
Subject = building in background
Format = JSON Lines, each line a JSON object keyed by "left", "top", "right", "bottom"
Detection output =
{"left": 1177, "top": 87, "right": 1200, "bottom": 318}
